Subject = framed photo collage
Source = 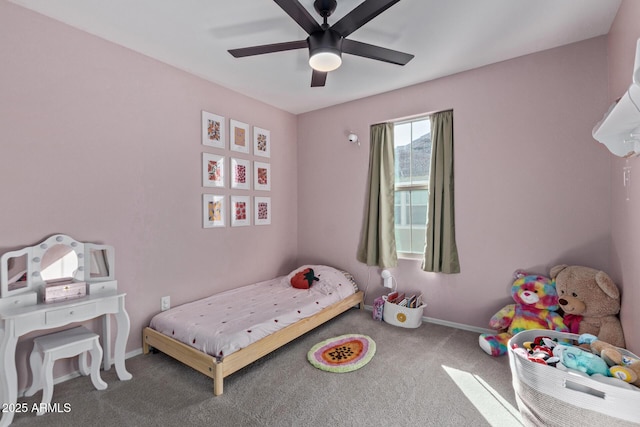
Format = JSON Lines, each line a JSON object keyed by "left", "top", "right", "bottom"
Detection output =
{"left": 201, "top": 110, "right": 271, "bottom": 228}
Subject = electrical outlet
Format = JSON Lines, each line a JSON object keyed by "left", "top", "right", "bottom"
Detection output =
{"left": 161, "top": 296, "right": 170, "bottom": 311}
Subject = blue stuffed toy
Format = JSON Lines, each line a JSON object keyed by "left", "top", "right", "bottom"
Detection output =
{"left": 552, "top": 343, "right": 610, "bottom": 376}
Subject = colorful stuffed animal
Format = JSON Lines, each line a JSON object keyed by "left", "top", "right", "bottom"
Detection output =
{"left": 552, "top": 343, "right": 610, "bottom": 376}
{"left": 550, "top": 265, "right": 625, "bottom": 348}
{"left": 479, "top": 274, "right": 568, "bottom": 356}
{"left": 579, "top": 333, "right": 640, "bottom": 387}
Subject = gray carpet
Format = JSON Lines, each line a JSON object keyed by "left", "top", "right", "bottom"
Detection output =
{"left": 10, "top": 309, "right": 522, "bottom": 426}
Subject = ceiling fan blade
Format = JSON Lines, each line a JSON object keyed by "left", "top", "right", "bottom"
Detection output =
{"left": 311, "top": 69, "right": 327, "bottom": 87}
{"left": 274, "top": 0, "right": 322, "bottom": 35}
{"left": 228, "top": 40, "right": 308, "bottom": 58}
{"left": 331, "top": 0, "right": 400, "bottom": 38}
{"left": 342, "top": 39, "right": 414, "bottom": 65}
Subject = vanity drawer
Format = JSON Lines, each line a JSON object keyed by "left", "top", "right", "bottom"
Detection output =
{"left": 87, "top": 280, "right": 117, "bottom": 295}
{"left": 45, "top": 303, "right": 96, "bottom": 325}
{"left": 0, "top": 292, "right": 37, "bottom": 310}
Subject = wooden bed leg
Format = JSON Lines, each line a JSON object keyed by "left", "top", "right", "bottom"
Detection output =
{"left": 142, "top": 330, "right": 150, "bottom": 354}
{"left": 213, "top": 362, "right": 224, "bottom": 396}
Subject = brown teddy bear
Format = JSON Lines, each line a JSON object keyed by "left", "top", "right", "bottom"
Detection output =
{"left": 550, "top": 264, "right": 625, "bottom": 348}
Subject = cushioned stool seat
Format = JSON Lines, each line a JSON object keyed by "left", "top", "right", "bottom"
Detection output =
{"left": 25, "top": 326, "right": 107, "bottom": 415}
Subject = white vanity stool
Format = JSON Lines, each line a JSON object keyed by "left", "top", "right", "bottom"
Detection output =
{"left": 25, "top": 326, "right": 108, "bottom": 415}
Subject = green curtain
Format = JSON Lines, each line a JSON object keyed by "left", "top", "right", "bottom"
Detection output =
{"left": 422, "top": 110, "right": 460, "bottom": 273}
{"left": 357, "top": 122, "right": 398, "bottom": 268}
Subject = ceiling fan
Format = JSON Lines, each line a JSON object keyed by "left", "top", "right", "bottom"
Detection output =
{"left": 228, "top": 0, "right": 415, "bottom": 87}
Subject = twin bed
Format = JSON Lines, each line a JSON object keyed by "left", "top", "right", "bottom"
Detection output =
{"left": 142, "top": 265, "right": 363, "bottom": 395}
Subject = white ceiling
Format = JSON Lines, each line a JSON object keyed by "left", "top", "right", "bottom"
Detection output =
{"left": 9, "top": 0, "right": 621, "bottom": 114}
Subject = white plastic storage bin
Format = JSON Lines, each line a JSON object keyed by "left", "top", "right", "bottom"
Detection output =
{"left": 382, "top": 295, "right": 425, "bottom": 328}
{"left": 508, "top": 329, "right": 640, "bottom": 427}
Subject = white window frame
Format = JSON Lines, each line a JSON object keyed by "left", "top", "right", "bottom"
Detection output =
{"left": 393, "top": 116, "right": 430, "bottom": 259}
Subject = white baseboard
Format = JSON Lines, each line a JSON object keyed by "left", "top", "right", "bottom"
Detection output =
{"left": 362, "top": 304, "right": 493, "bottom": 334}
{"left": 126, "top": 347, "right": 143, "bottom": 359}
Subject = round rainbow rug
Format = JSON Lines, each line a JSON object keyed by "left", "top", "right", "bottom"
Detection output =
{"left": 307, "top": 334, "right": 376, "bottom": 373}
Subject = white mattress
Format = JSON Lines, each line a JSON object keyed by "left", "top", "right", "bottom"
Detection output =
{"left": 149, "top": 265, "right": 358, "bottom": 360}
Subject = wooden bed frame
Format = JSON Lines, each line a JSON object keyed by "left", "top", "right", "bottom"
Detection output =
{"left": 142, "top": 290, "right": 363, "bottom": 395}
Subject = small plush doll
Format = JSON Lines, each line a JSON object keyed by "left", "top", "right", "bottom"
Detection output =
{"left": 479, "top": 274, "right": 568, "bottom": 356}
{"left": 553, "top": 343, "right": 610, "bottom": 376}
{"left": 580, "top": 333, "right": 640, "bottom": 387}
{"left": 291, "top": 268, "right": 320, "bottom": 289}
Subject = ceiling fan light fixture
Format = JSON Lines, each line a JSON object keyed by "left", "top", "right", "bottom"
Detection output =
{"left": 309, "top": 50, "right": 342, "bottom": 72}
{"left": 308, "top": 30, "right": 343, "bottom": 72}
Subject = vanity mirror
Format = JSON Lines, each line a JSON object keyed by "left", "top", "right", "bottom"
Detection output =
{"left": 87, "top": 247, "right": 114, "bottom": 279}
{"left": 5, "top": 253, "right": 28, "bottom": 292}
{"left": 40, "top": 243, "right": 79, "bottom": 281}
{"left": 0, "top": 234, "right": 115, "bottom": 300}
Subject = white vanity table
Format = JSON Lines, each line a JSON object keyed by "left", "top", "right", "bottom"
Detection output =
{"left": 0, "top": 234, "right": 132, "bottom": 427}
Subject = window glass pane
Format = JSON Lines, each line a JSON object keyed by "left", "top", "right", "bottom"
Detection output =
{"left": 394, "top": 189, "right": 429, "bottom": 254}
{"left": 394, "top": 122, "right": 412, "bottom": 144}
{"left": 394, "top": 190, "right": 410, "bottom": 252}
{"left": 394, "top": 191, "right": 408, "bottom": 226}
{"left": 412, "top": 188, "right": 429, "bottom": 206}
{"left": 395, "top": 225, "right": 411, "bottom": 253}
{"left": 410, "top": 189, "right": 428, "bottom": 253}
{"left": 413, "top": 119, "right": 430, "bottom": 139}
{"left": 394, "top": 191, "right": 402, "bottom": 226}
{"left": 411, "top": 119, "right": 430, "bottom": 184}
{"left": 394, "top": 123, "right": 411, "bottom": 185}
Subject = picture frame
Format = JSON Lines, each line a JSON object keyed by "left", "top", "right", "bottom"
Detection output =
{"left": 254, "top": 196, "right": 271, "bottom": 225}
{"left": 254, "top": 161, "right": 271, "bottom": 191}
{"left": 202, "top": 111, "right": 225, "bottom": 149}
{"left": 202, "top": 153, "right": 225, "bottom": 188}
{"left": 230, "top": 119, "right": 250, "bottom": 154}
{"left": 230, "top": 157, "right": 251, "bottom": 190}
{"left": 203, "top": 194, "right": 225, "bottom": 228}
{"left": 253, "top": 126, "right": 270, "bottom": 158}
{"left": 231, "top": 195, "right": 251, "bottom": 227}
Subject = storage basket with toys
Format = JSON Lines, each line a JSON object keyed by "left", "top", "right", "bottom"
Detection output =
{"left": 508, "top": 329, "right": 640, "bottom": 426}
{"left": 479, "top": 264, "right": 640, "bottom": 425}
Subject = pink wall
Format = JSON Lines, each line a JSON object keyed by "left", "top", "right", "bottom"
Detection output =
{"left": 0, "top": 2, "right": 298, "bottom": 389}
{"left": 3, "top": 0, "right": 637, "bottom": 391}
{"left": 607, "top": 0, "right": 640, "bottom": 353}
{"left": 298, "top": 37, "right": 613, "bottom": 332}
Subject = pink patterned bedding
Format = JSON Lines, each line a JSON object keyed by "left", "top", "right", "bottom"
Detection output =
{"left": 149, "top": 265, "right": 358, "bottom": 360}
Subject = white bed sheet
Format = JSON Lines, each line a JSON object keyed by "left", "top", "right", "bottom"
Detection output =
{"left": 149, "top": 265, "right": 357, "bottom": 360}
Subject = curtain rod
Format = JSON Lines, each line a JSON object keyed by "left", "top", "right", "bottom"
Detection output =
{"left": 381, "top": 108, "right": 453, "bottom": 125}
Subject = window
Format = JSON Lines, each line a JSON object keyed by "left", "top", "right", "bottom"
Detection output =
{"left": 394, "top": 117, "right": 431, "bottom": 255}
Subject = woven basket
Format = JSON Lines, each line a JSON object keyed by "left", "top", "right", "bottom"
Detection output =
{"left": 508, "top": 329, "right": 640, "bottom": 426}
{"left": 381, "top": 296, "right": 425, "bottom": 328}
